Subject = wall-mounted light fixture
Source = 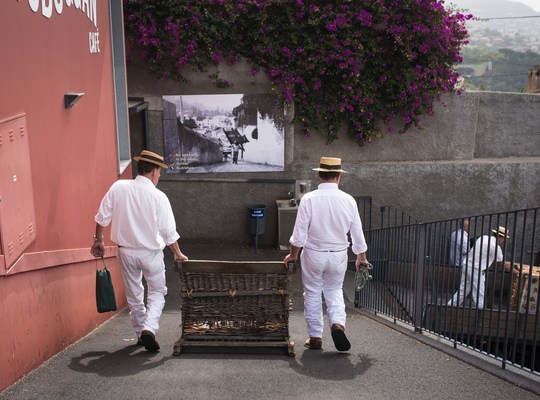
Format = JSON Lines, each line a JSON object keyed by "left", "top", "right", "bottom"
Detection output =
{"left": 64, "top": 92, "right": 85, "bottom": 108}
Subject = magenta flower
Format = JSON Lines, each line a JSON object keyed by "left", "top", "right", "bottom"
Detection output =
{"left": 123, "top": 0, "right": 471, "bottom": 145}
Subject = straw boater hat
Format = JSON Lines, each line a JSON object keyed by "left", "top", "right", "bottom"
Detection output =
{"left": 492, "top": 226, "right": 510, "bottom": 238}
{"left": 133, "top": 150, "right": 168, "bottom": 169}
{"left": 312, "top": 157, "right": 348, "bottom": 173}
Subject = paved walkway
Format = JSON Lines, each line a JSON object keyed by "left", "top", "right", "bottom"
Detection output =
{"left": 1, "top": 243, "right": 539, "bottom": 400}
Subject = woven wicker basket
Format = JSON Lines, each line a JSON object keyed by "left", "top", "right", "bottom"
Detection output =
{"left": 174, "top": 260, "right": 295, "bottom": 356}
{"left": 510, "top": 264, "right": 540, "bottom": 313}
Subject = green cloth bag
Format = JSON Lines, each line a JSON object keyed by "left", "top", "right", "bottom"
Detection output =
{"left": 96, "top": 262, "right": 117, "bottom": 313}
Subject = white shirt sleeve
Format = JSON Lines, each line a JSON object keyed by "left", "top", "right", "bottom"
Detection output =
{"left": 157, "top": 192, "right": 180, "bottom": 246}
{"left": 289, "top": 198, "right": 311, "bottom": 248}
{"left": 350, "top": 207, "right": 368, "bottom": 254}
{"left": 95, "top": 182, "right": 116, "bottom": 227}
{"left": 495, "top": 244, "right": 503, "bottom": 263}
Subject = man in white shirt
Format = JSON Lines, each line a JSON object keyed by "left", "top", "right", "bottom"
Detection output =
{"left": 283, "top": 157, "right": 368, "bottom": 352}
{"left": 447, "top": 226, "right": 508, "bottom": 309}
{"left": 449, "top": 218, "right": 470, "bottom": 267}
{"left": 91, "top": 150, "right": 188, "bottom": 352}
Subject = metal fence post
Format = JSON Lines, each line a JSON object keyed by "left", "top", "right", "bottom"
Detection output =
{"left": 414, "top": 223, "right": 426, "bottom": 333}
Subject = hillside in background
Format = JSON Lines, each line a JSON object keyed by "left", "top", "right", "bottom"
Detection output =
{"left": 451, "top": 0, "right": 537, "bottom": 16}
{"left": 448, "top": 0, "right": 540, "bottom": 92}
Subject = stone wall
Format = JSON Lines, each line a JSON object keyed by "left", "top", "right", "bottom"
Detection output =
{"left": 128, "top": 62, "right": 540, "bottom": 246}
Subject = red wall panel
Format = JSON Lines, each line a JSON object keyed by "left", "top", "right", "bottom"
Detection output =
{"left": 0, "top": 114, "right": 36, "bottom": 271}
{"left": 1, "top": 1, "right": 122, "bottom": 253}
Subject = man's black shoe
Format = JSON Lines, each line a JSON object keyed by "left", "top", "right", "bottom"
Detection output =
{"left": 331, "top": 323, "right": 351, "bottom": 352}
{"left": 140, "top": 330, "right": 160, "bottom": 352}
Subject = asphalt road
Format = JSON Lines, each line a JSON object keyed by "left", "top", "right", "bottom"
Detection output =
{"left": 1, "top": 243, "right": 538, "bottom": 400}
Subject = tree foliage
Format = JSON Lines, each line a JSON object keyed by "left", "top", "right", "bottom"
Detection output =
{"left": 123, "top": 0, "right": 471, "bottom": 145}
{"left": 460, "top": 47, "right": 540, "bottom": 92}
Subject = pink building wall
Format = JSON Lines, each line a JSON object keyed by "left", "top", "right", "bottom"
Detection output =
{"left": 0, "top": 1, "right": 129, "bottom": 391}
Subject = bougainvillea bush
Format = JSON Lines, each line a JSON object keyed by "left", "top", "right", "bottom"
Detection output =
{"left": 123, "top": 0, "right": 472, "bottom": 145}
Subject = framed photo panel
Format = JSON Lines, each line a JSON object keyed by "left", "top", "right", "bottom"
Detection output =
{"left": 163, "top": 94, "right": 285, "bottom": 173}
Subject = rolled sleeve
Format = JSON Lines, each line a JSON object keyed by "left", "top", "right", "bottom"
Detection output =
{"left": 162, "top": 230, "right": 180, "bottom": 246}
{"left": 95, "top": 187, "right": 114, "bottom": 227}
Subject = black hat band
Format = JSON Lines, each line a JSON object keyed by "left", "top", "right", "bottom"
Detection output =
{"left": 319, "top": 163, "right": 342, "bottom": 170}
{"left": 140, "top": 154, "right": 164, "bottom": 164}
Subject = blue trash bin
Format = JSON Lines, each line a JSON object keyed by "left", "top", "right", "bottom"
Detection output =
{"left": 247, "top": 204, "right": 266, "bottom": 235}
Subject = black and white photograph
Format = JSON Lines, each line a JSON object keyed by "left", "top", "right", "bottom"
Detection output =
{"left": 163, "top": 94, "right": 285, "bottom": 173}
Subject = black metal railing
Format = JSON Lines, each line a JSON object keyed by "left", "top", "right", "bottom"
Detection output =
{"left": 379, "top": 205, "right": 420, "bottom": 229}
{"left": 355, "top": 208, "right": 540, "bottom": 375}
{"left": 353, "top": 196, "right": 419, "bottom": 232}
{"left": 355, "top": 196, "right": 373, "bottom": 231}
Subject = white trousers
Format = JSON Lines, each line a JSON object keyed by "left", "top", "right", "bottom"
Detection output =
{"left": 300, "top": 248, "right": 348, "bottom": 338}
{"left": 448, "top": 264, "right": 485, "bottom": 309}
{"left": 117, "top": 248, "right": 167, "bottom": 336}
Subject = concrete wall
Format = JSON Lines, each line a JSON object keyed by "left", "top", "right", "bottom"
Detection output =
{"left": 127, "top": 62, "right": 540, "bottom": 247}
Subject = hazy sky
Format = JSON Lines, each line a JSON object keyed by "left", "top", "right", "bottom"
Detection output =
{"left": 516, "top": 0, "right": 540, "bottom": 11}
{"left": 451, "top": 0, "right": 540, "bottom": 12}
{"left": 180, "top": 94, "right": 243, "bottom": 110}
